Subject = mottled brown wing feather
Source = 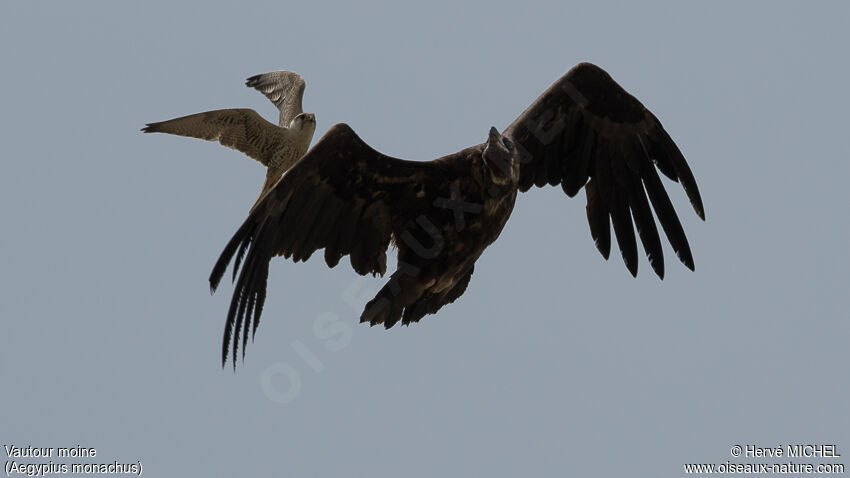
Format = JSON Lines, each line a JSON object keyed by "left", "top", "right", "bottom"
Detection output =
{"left": 504, "top": 62, "right": 704, "bottom": 279}
{"left": 245, "top": 71, "right": 306, "bottom": 127}
{"left": 209, "top": 123, "right": 433, "bottom": 368}
{"left": 142, "top": 108, "right": 283, "bottom": 167}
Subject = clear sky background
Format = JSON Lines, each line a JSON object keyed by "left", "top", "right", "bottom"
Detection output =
{"left": 2, "top": 1, "right": 848, "bottom": 477}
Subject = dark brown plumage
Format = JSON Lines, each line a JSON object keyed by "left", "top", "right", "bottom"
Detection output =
{"left": 210, "top": 62, "right": 705, "bottom": 368}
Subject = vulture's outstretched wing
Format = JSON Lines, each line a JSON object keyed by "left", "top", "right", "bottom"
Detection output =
{"left": 209, "top": 123, "right": 433, "bottom": 367}
{"left": 504, "top": 62, "right": 704, "bottom": 279}
{"left": 246, "top": 71, "right": 306, "bottom": 127}
{"left": 142, "top": 109, "right": 284, "bottom": 167}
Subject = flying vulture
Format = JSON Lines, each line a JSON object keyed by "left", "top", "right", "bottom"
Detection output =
{"left": 143, "top": 71, "right": 316, "bottom": 211}
{"left": 208, "top": 62, "right": 705, "bottom": 368}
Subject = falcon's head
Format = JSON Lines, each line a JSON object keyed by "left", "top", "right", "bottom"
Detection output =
{"left": 290, "top": 112, "right": 317, "bottom": 133}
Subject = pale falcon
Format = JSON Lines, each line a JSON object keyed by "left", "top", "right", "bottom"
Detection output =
{"left": 143, "top": 71, "right": 316, "bottom": 211}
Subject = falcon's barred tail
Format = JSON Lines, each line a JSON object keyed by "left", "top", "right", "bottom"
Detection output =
{"left": 249, "top": 167, "right": 284, "bottom": 213}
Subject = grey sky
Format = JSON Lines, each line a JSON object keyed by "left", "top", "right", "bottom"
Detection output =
{"left": 2, "top": 1, "right": 848, "bottom": 477}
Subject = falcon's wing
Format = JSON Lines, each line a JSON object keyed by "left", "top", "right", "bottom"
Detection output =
{"left": 245, "top": 71, "right": 306, "bottom": 127}
{"left": 504, "top": 62, "right": 704, "bottom": 279}
{"left": 209, "top": 123, "right": 434, "bottom": 367}
{"left": 142, "top": 109, "right": 284, "bottom": 167}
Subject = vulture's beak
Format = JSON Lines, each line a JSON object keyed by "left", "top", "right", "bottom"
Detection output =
{"left": 488, "top": 126, "right": 500, "bottom": 145}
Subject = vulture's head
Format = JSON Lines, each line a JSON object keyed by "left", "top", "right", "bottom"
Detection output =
{"left": 482, "top": 126, "right": 518, "bottom": 185}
